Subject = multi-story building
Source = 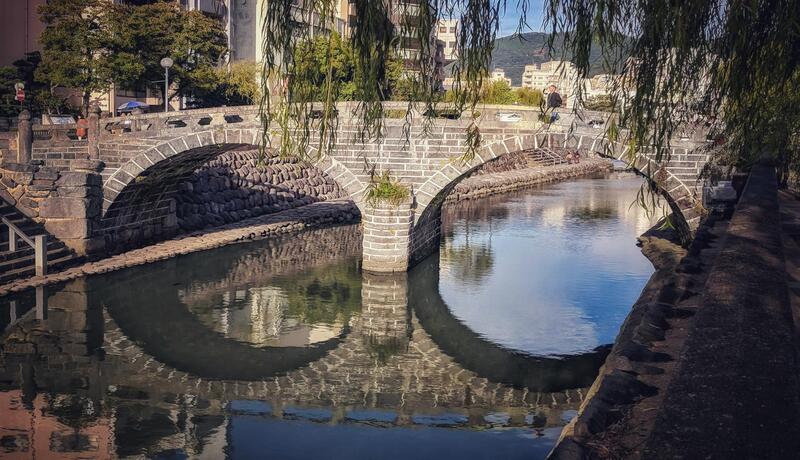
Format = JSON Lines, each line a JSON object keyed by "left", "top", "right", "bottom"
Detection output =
{"left": 521, "top": 60, "right": 578, "bottom": 106}
{"left": 0, "top": 0, "right": 47, "bottom": 67}
{"left": 436, "top": 19, "right": 459, "bottom": 62}
{"left": 490, "top": 68, "right": 512, "bottom": 86}
{"left": 371, "top": 1, "right": 445, "bottom": 85}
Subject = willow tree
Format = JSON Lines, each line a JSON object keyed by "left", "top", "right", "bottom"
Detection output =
{"left": 260, "top": 1, "right": 800, "bottom": 185}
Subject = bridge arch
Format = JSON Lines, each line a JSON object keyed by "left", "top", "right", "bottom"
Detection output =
{"left": 99, "top": 130, "right": 366, "bottom": 252}
{"left": 407, "top": 132, "right": 705, "bottom": 266}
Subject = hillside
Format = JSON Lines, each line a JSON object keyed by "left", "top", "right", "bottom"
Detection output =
{"left": 490, "top": 32, "right": 618, "bottom": 86}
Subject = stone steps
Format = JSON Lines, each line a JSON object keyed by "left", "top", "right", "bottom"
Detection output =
{"left": 0, "top": 199, "right": 81, "bottom": 284}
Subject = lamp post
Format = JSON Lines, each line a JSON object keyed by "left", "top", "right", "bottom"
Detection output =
{"left": 160, "top": 57, "right": 173, "bottom": 112}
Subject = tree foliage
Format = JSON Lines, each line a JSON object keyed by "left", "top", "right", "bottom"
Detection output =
{"left": 541, "top": 0, "right": 800, "bottom": 184}
{"left": 35, "top": 0, "right": 228, "bottom": 114}
{"left": 36, "top": 0, "right": 114, "bottom": 115}
{"left": 261, "top": 0, "right": 800, "bottom": 191}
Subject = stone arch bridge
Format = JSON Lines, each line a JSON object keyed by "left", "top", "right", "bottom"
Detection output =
{"left": 5, "top": 104, "right": 709, "bottom": 272}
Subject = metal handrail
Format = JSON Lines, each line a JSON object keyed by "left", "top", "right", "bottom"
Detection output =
{"left": 527, "top": 147, "right": 568, "bottom": 166}
{"left": 2, "top": 216, "right": 47, "bottom": 276}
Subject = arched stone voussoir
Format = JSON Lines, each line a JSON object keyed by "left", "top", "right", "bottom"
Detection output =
{"left": 311, "top": 154, "right": 366, "bottom": 208}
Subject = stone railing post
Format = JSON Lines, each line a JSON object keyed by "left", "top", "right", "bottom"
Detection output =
{"left": 16, "top": 109, "right": 32, "bottom": 164}
{"left": 362, "top": 197, "right": 414, "bottom": 273}
{"left": 87, "top": 104, "right": 101, "bottom": 159}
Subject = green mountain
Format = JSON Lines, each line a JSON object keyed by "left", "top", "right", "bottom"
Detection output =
{"left": 490, "top": 32, "right": 617, "bottom": 86}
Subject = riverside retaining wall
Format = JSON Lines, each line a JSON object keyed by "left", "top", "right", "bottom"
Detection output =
{"left": 549, "top": 165, "right": 800, "bottom": 459}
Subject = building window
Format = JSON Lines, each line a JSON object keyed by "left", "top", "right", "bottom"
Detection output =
{"left": 450, "top": 27, "right": 456, "bottom": 33}
{"left": 439, "top": 26, "right": 447, "bottom": 33}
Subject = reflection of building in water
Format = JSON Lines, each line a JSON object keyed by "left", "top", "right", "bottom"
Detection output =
{"left": 0, "top": 392, "right": 114, "bottom": 459}
{"left": 195, "top": 286, "right": 343, "bottom": 347}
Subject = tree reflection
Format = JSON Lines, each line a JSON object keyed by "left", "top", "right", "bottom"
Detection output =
{"left": 566, "top": 206, "right": 617, "bottom": 221}
{"left": 440, "top": 222, "right": 495, "bottom": 285}
{"left": 282, "top": 263, "right": 362, "bottom": 325}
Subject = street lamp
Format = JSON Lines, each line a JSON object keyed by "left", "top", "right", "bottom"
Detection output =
{"left": 160, "top": 57, "right": 173, "bottom": 112}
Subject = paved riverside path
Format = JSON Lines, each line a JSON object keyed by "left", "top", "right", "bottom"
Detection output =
{"left": 640, "top": 166, "right": 800, "bottom": 458}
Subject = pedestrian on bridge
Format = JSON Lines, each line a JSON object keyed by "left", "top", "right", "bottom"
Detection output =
{"left": 546, "top": 85, "right": 563, "bottom": 124}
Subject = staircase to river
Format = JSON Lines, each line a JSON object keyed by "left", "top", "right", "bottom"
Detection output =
{"left": 0, "top": 199, "right": 80, "bottom": 283}
{"left": 526, "top": 147, "right": 569, "bottom": 167}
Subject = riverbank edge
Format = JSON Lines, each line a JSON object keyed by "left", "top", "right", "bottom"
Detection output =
{"left": 446, "top": 158, "right": 612, "bottom": 204}
{"left": 0, "top": 200, "right": 361, "bottom": 297}
{"left": 1, "top": 161, "right": 608, "bottom": 296}
{"left": 546, "top": 217, "right": 694, "bottom": 458}
{"left": 549, "top": 165, "right": 800, "bottom": 458}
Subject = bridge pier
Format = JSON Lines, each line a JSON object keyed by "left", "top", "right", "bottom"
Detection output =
{"left": 361, "top": 198, "right": 415, "bottom": 273}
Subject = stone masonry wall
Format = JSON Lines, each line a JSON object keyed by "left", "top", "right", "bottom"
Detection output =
{"left": 471, "top": 150, "right": 529, "bottom": 175}
{"left": 174, "top": 149, "right": 343, "bottom": 232}
{"left": 0, "top": 161, "right": 104, "bottom": 256}
{"left": 361, "top": 199, "right": 414, "bottom": 273}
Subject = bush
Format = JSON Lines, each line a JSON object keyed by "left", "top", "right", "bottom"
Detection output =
{"left": 365, "top": 170, "right": 410, "bottom": 206}
{"left": 584, "top": 94, "right": 616, "bottom": 112}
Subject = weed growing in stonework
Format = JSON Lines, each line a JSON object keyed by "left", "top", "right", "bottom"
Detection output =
{"left": 365, "top": 170, "right": 410, "bottom": 207}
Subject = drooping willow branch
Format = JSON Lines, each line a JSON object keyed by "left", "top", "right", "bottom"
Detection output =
{"left": 259, "top": 0, "right": 800, "bottom": 188}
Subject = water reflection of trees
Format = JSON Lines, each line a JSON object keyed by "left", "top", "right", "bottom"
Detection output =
{"left": 566, "top": 205, "right": 617, "bottom": 221}
{"left": 283, "top": 263, "right": 362, "bottom": 325}
{"left": 440, "top": 236, "right": 495, "bottom": 285}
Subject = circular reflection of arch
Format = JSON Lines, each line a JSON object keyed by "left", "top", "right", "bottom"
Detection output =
{"left": 409, "top": 255, "right": 610, "bottom": 392}
{"left": 91, "top": 234, "right": 361, "bottom": 381}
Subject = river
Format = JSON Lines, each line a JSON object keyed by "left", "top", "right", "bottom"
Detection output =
{"left": 0, "top": 172, "right": 659, "bottom": 459}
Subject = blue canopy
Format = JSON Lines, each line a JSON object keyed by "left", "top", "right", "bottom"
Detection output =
{"left": 117, "top": 101, "right": 148, "bottom": 111}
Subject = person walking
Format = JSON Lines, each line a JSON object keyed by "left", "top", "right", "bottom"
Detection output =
{"left": 546, "top": 84, "right": 563, "bottom": 124}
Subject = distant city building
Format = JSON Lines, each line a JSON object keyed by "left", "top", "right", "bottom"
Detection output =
{"left": 0, "top": 0, "right": 46, "bottom": 67}
{"left": 521, "top": 60, "right": 578, "bottom": 106}
{"left": 582, "top": 73, "right": 614, "bottom": 98}
{"left": 490, "top": 68, "right": 512, "bottom": 86}
{"left": 436, "top": 19, "right": 459, "bottom": 61}
{"left": 376, "top": 1, "right": 445, "bottom": 85}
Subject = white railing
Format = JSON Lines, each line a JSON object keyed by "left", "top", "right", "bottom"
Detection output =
{"left": 2, "top": 216, "right": 47, "bottom": 276}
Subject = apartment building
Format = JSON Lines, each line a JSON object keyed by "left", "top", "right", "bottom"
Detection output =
{"left": 490, "top": 68, "right": 512, "bottom": 86}
{"left": 521, "top": 60, "right": 578, "bottom": 106}
{"left": 379, "top": 1, "right": 446, "bottom": 85}
{"left": 436, "top": 19, "right": 459, "bottom": 61}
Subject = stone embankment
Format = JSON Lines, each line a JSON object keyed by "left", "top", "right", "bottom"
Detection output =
{"left": 174, "top": 149, "right": 342, "bottom": 231}
{"left": 446, "top": 158, "right": 611, "bottom": 203}
{"left": 0, "top": 200, "right": 359, "bottom": 297}
{"left": 550, "top": 165, "right": 800, "bottom": 459}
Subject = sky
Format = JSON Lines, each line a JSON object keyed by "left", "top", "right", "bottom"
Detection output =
{"left": 497, "top": 1, "right": 547, "bottom": 37}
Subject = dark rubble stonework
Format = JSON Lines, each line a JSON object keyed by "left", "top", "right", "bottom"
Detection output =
{"left": 174, "top": 149, "right": 343, "bottom": 232}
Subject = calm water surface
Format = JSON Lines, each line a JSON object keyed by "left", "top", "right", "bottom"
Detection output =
{"left": 0, "top": 172, "right": 658, "bottom": 459}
